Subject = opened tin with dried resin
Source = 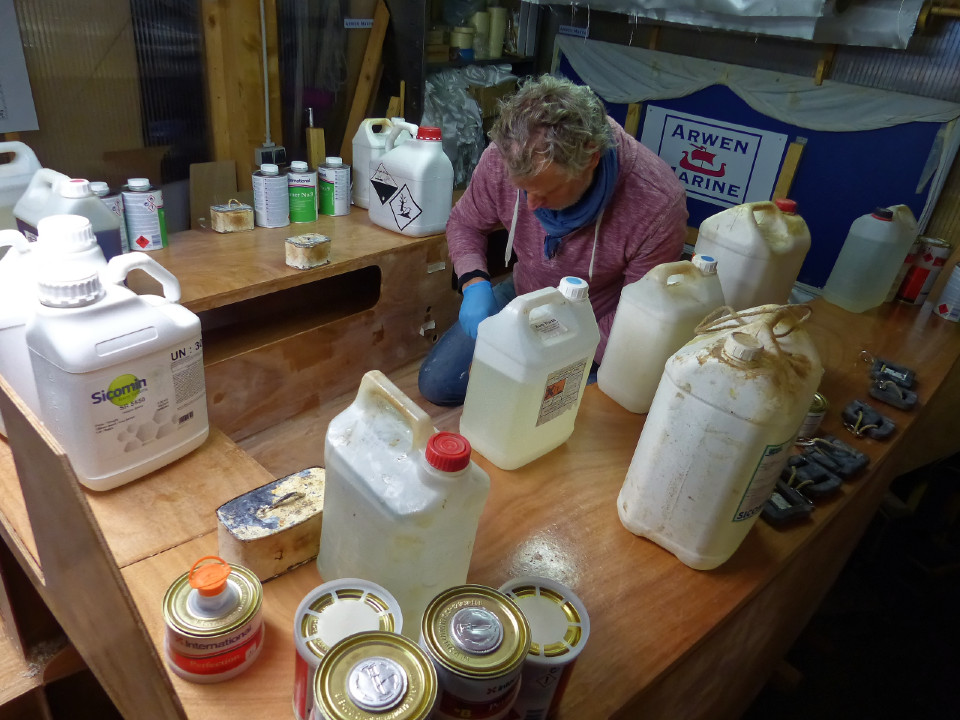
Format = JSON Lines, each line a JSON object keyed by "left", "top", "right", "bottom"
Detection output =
{"left": 162, "top": 555, "right": 264, "bottom": 683}
{"left": 796, "top": 392, "right": 828, "bottom": 440}
{"left": 419, "top": 584, "right": 530, "bottom": 720}
{"left": 311, "top": 630, "right": 437, "bottom": 720}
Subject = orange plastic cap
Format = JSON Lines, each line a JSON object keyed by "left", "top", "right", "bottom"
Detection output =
{"left": 188, "top": 556, "right": 232, "bottom": 597}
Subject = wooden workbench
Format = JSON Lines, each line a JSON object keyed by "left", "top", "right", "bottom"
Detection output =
{"left": 2, "top": 210, "right": 960, "bottom": 718}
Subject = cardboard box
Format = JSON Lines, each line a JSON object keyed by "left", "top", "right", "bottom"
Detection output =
{"left": 467, "top": 80, "right": 518, "bottom": 119}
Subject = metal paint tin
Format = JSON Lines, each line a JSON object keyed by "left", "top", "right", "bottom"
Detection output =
{"left": 897, "top": 236, "right": 951, "bottom": 304}
{"left": 311, "top": 631, "right": 437, "bottom": 720}
{"left": 796, "top": 392, "right": 828, "bottom": 440}
{"left": 162, "top": 556, "right": 264, "bottom": 683}
{"left": 419, "top": 584, "right": 530, "bottom": 720}
{"left": 288, "top": 160, "right": 319, "bottom": 223}
{"left": 934, "top": 262, "right": 960, "bottom": 322}
{"left": 253, "top": 163, "right": 290, "bottom": 228}
{"left": 318, "top": 157, "right": 351, "bottom": 216}
{"left": 499, "top": 577, "right": 590, "bottom": 720}
{"left": 294, "top": 579, "right": 404, "bottom": 720}
{"left": 122, "top": 177, "right": 168, "bottom": 251}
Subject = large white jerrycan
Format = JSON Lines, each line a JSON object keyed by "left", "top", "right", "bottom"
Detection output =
{"left": 598, "top": 255, "right": 725, "bottom": 414}
{"left": 26, "top": 215, "right": 208, "bottom": 491}
{"left": 367, "top": 121, "right": 453, "bottom": 237}
{"left": 351, "top": 117, "right": 411, "bottom": 209}
{"left": 617, "top": 304, "right": 823, "bottom": 570}
{"left": 317, "top": 370, "right": 490, "bottom": 639}
{"left": 694, "top": 199, "right": 811, "bottom": 310}
{"left": 0, "top": 141, "right": 42, "bottom": 230}
{"left": 13, "top": 167, "right": 69, "bottom": 240}
{"left": 460, "top": 277, "right": 601, "bottom": 471}
{"left": 821, "top": 205, "right": 918, "bottom": 313}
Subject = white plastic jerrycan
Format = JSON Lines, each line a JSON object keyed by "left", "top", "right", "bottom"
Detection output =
{"left": 0, "top": 141, "right": 42, "bottom": 230}
{"left": 317, "top": 370, "right": 490, "bottom": 639}
{"left": 460, "top": 277, "right": 601, "bottom": 471}
{"left": 821, "top": 205, "right": 918, "bottom": 314}
{"left": 351, "top": 117, "right": 411, "bottom": 209}
{"left": 598, "top": 255, "right": 726, "bottom": 414}
{"left": 618, "top": 304, "right": 823, "bottom": 570}
{"left": 694, "top": 199, "right": 811, "bottom": 310}
{"left": 26, "top": 215, "right": 208, "bottom": 491}
{"left": 367, "top": 121, "right": 453, "bottom": 237}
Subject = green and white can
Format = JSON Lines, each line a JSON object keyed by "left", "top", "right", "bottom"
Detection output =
{"left": 318, "top": 157, "right": 351, "bottom": 217}
{"left": 288, "top": 161, "right": 318, "bottom": 223}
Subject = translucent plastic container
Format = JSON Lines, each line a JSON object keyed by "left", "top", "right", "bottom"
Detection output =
{"left": 617, "top": 305, "right": 823, "bottom": 570}
{"left": 367, "top": 122, "right": 453, "bottom": 237}
{"left": 459, "top": 277, "right": 601, "bottom": 470}
{"left": 26, "top": 215, "right": 208, "bottom": 490}
{"left": 352, "top": 117, "right": 410, "bottom": 209}
{"left": 694, "top": 199, "right": 811, "bottom": 310}
{"left": 0, "top": 141, "right": 41, "bottom": 230}
{"left": 598, "top": 255, "right": 725, "bottom": 414}
{"left": 317, "top": 370, "right": 490, "bottom": 638}
{"left": 0, "top": 229, "right": 41, "bottom": 436}
{"left": 822, "top": 205, "right": 918, "bottom": 313}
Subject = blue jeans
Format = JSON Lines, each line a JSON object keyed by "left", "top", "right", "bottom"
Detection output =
{"left": 418, "top": 278, "right": 517, "bottom": 406}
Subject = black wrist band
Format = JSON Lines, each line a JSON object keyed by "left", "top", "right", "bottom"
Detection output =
{"left": 457, "top": 269, "right": 491, "bottom": 292}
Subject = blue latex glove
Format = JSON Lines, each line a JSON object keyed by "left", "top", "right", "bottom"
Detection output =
{"left": 459, "top": 280, "right": 498, "bottom": 339}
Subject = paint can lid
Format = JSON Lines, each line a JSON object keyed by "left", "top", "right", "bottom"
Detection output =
{"left": 325, "top": 156, "right": 343, "bottom": 166}
{"left": 189, "top": 556, "right": 232, "bottom": 597}
{"left": 290, "top": 160, "right": 309, "bottom": 172}
{"left": 260, "top": 163, "right": 279, "bottom": 175}
{"left": 127, "top": 177, "right": 150, "bottom": 189}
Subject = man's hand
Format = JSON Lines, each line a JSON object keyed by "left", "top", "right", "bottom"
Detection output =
{"left": 459, "top": 280, "right": 498, "bottom": 339}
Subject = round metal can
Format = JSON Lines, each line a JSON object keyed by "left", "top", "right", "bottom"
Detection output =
{"left": 252, "top": 163, "right": 291, "bottom": 228}
{"left": 499, "top": 576, "right": 590, "bottom": 720}
{"left": 897, "top": 236, "right": 951, "bottom": 305}
{"left": 319, "top": 157, "right": 351, "bottom": 216}
{"left": 419, "top": 584, "right": 531, "bottom": 720}
{"left": 162, "top": 555, "right": 264, "bottom": 683}
{"left": 934, "top": 262, "right": 960, "bottom": 322}
{"left": 796, "top": 392, "right": 828, "bottom": 440}
{"left": 294, "top": 579, "right": 404, "bottom": 720}
{"left": 122, "top": 177, "right": 168, "bottom": 251}
{"left": 311, "top": 630, "right": 437, "bottom": 720}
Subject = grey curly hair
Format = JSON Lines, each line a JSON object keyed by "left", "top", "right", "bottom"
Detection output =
{"left": 490, "top": 74, "right": 613, "bottom": 179}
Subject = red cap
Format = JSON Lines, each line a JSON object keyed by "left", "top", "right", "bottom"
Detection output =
{"left": 417, "top": 126, "right": 442, "bottom": 141}
{"left": 774, "top": 198, "right": 797, "bottom": 214}
{"left": 425, "top": 432, "right": 471, "bottom": 472}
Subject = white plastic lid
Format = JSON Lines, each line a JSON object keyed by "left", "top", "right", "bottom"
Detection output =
{"left": 36, "top": 214, "right": 99, "bottom": 254}
{"left": 499, "top": 576, "right": 591, "bottom": 664}
{"left": 89, "top": 181, "right": 110, "bottom": 196}
{"left": 290, "top": 160, "right": 308, "bottom": 172}
{"left": 692, "top": 254, "right": 718, "bottom": 275}
{"left": 57, "top": 178, "right": 92, "bottom": 199}
{"left": 325, "top": 157, "right": 343, "bottom": 166}
{"left": 260, "top": 163, "right": 279, "bottom": 175}
{"left": 723, "top": 332, "right": 763, "bottom": 362}
{"left": 127, "top": 177, "right": 150, "bottom": 189}
{"left": 559, "top": 276, "right": 589, "bottom": 301}
{"left": 37, "top": 270, "right": 103, "bottom": 308}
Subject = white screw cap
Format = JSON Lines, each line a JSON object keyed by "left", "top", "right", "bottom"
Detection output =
{"left": 89, "top": 181, "right": 110, "bottom": 196}
{"left": 127, "top": 177, "right": 150, "bottom": 190}
{"left": 692, "top": 254, "right": 718, "bottom": 275}
{"left": 325, "top": 156, "right": 343, "bottom": 166}
{"left": 723, "top": 332, "right": 763, "bottom": 362}
{"left": 260, "top": 163, "right": 279, "bottom": 175}
{"left": 37, "top": 272, "right": 104, "bottom": 308}
{"left": 57, "top": 178, "right": 92, "bottom": 199}
{"left": 290, "top": 160, "right": 308, "bottom": 172}
{"left": 559, "top": 276, "right": 589, "bottom": 301}
{"left": 36, "top": 214, "right": 98, "bottom": 254}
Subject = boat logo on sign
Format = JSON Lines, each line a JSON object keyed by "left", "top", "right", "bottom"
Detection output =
{"left": 370, "top": 164, "right": 398, "bottom": 205}
{"left": 389, "top": 185, "right": 422, "bottom": 231}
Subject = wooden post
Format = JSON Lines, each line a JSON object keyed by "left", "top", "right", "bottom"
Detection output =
{"left": 624, "top": 103, "right": 643, "bottom": 137}
{"left": 340, "top": 0, "right": 391, "bottom": 164}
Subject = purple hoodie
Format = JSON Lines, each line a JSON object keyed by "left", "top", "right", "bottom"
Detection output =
{"left": 446, "top": 118, "right": 689, "bottom": 361}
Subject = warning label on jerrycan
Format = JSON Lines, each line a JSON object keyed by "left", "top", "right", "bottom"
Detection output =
{"left": 732, "top": 439, "right": 791, "bottom": 522}
{"left": 537, "top": 358, "right": 589, "bottom": 427}
{"left": 370, "top": 164, "right": 398, "bottom": 205}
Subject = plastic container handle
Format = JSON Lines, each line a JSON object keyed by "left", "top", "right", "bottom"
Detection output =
{"left": 386, "top": 121, "right": 419, "bottom": 152}
{"left": 356, "top": 370, "right": 435, "bottom": 450}
{"left": 0, "top": 229, "right": 30, "bottom": 255}
{"left": 500, "top": 287, "right": 566, "bottom": 325}
{"left": 645, "top": 260, "right": 698, "bottom": 286}
{"left": 102, "top": 252, "right": 182, "bottom": 303}
{"left": 21, "top": 167, "right": 69, "bottom": 205}
{"left": 0, "top": 141, "right": 40, "bottom": 175}
{"left": 360, "top": 118, "right": 392, "bottom": 140}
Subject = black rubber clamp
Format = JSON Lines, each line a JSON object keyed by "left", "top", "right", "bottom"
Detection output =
{"left": 762, "top": 479, "right": 815, "bottom": 527}
{"left": 802, "top": 435, "right": 870, "bottom": 478}
{"left": 868, "top": 379, "right": 918, "bottom": 411}
{"left": 782, "top": 454, "right": 843, "bottom": 500}
{"left": 869, "top": 358, "right": 916, "bottom": 389}
{"left": 841, "top": 400, "right": 896, "bottom": 440}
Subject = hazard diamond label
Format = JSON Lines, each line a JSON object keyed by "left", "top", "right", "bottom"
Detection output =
{"left": 389, "top": 185, "right": 422, "bottom": 230}
{"left": 135, "top": 235, "right": 151, "bottom": 248}
{"left": 370, "top": 164, "right": 398, "bottom": 205}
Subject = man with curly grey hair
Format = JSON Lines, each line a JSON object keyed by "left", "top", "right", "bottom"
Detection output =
{"left": 419, "top": 74, "right": 688, "bottom": 406}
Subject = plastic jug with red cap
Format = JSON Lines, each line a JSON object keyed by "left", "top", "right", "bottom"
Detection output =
{"left": 317, "top": 370, "right": 490, "bottom": 638}
{"left": 693, "top": 199, "right": 811, "bottom": 310}
{"left": 366, "top": 121, "right": 454, "bottom": 237}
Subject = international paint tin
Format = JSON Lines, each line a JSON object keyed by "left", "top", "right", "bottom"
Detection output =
{"left": 122, "top": 177, "right": 168, "bottom": 251}
{"left": 796, "top": 392, "right": 828, "bottom": 440}
{"left": 499, "top": 577, "right": 590, "bottom": 720}
{"left": 253, "top": 163, "right": 290, "bottom": 228}
{"left": 897, "top": 237, "right": 951, "bottom": 304}
{"left": 419, "top": 584, "right": 531, "bottom": 720}
{"left": 319, "top": 157, "right": 351, "bottom": 217}
{"left": 294, "top": 578, "right": 404, "bottom": 720}
{"left": 162, "top": 556, "right": 264, "bottom": 683}
{"left": 311, "top": 631, "right": 437, "bottom": 720}
{"left": 289, "top": 160, "right": 319, "bottom": 223}
{"left": 934, "top": 262, "right": 960, "bottom": 322}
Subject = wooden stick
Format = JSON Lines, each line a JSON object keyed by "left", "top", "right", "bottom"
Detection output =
{"left": 340, "top": 0, "right": 390, "bottom": 165}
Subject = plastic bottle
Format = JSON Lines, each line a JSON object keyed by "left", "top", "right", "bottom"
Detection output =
{"left": 367, "top": 121, "right": 453, "bottom": 237}
{"left": 459, "top": 277, "right": 601, "bottom": 470}
{"left": 317, "top": 370, "right": 490, "bottom": 639}
{"left": 597, "top": 255, "right": 726, "bottom": 414}
{"left": 15, "top": 172, "right": 124, "bottom": 260}
{"left": 26, "top": 215, "right": 209, "bottom": 491}
{"left": 351, "top": 118, "right": 411, "bottom": 209}
{"left": 822, "top": 205, "right": 919, "bottom": 313}
{"left": 0, "top": 141, "right": 41, "bottom": 230}
{"left": 617, "top": 305, "right": 823, "bottom": 570}
{"left": 693, "top": 199, "right": 811, "bottom": 310}
{"left": 90, "top": 181, "right": 130, "bottom": 254}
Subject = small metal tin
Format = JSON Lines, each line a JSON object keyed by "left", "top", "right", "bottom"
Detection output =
{"left": 311, "top": 631, "right": 437, "bottom": 720}
{"left": 420, "top": 584, "right": 530, "bottom": 720}
{"left": 162, "top": 555, "right": 264, "bottom": 683}
{"left": 294, "top": 579, "right": 404, "bottom": 720}
{"left": 796, "top": 392, "right": 828, "bottom": 440}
